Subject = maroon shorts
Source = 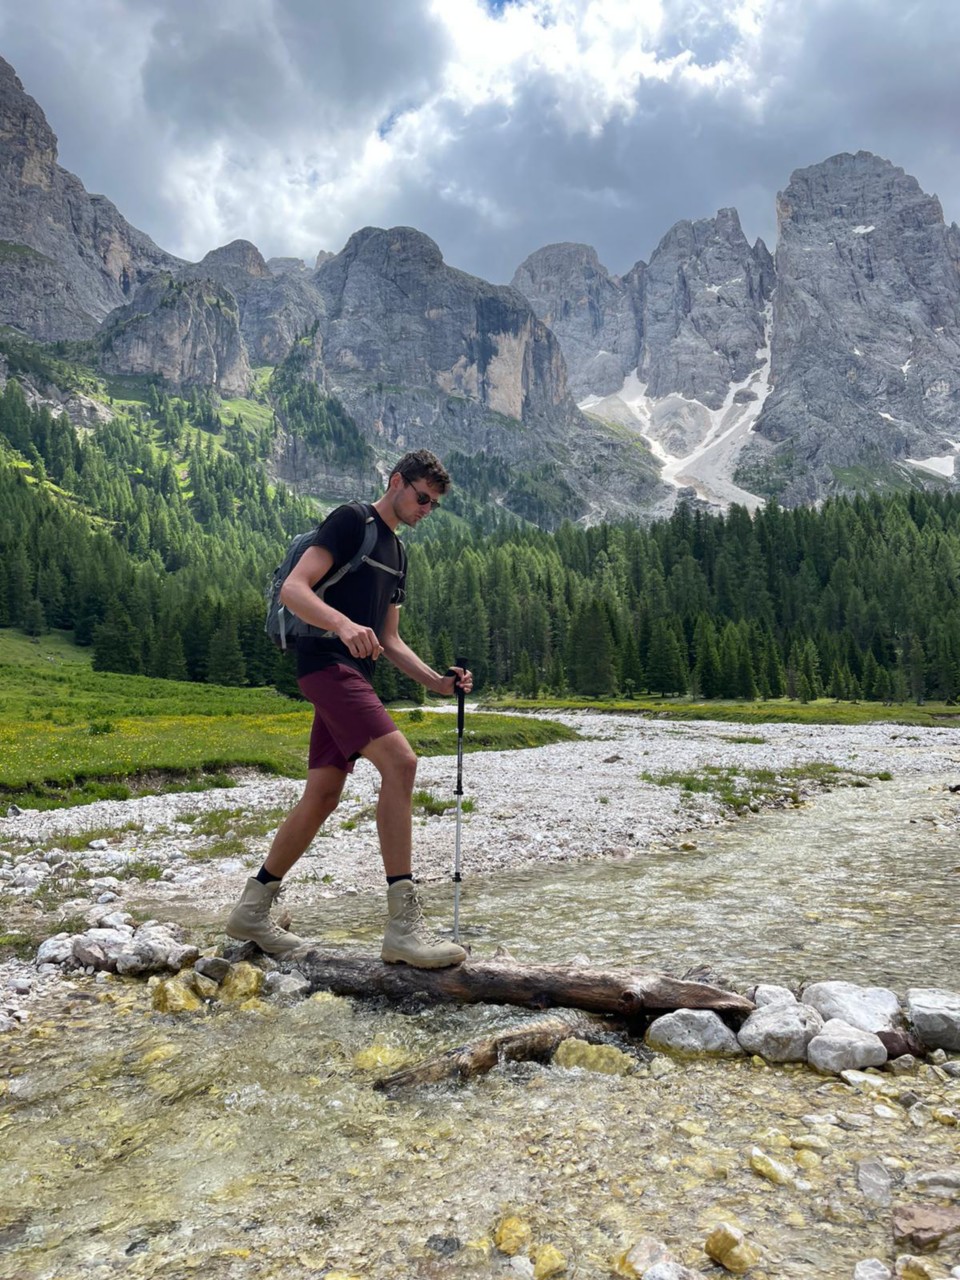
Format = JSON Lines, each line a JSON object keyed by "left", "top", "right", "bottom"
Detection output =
{"left": 298, "top": 663, "right": 397, "bottom": 773}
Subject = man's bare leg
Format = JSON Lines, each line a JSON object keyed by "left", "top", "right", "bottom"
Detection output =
{"left": 362, "top": 730, "right": 465, "bottom": 968}
{"left": 225, "top": 766, "right": 346, "bottom": 954}
{"left": 361, "top": 730, "right": 417, "bottom": 877}
{"left": 263, "top": 765, "right": 347, "bottom": 877}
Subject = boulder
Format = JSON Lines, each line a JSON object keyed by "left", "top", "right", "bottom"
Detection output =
{"left": 906, "top": 989, "right": 960, "bottom": 1052}
{"left": 35, "top": 933, "right": 73, "bottom": 966}
{"left": 892, "top": 1204, "right": 960, "bottom": 1253}
{"left": 737, "top": 999, "right": 823, "bottom": 1062}
{"left": 801, "top": 981, "right": 903, "bottom": 1033}
{"left": 644, "top": 1009, "right": 743, "bottom": 1057}
{"left": 753, "top": 984, "right": 797, "bottom": 1007}
{"left": 807, "top": 1019, "right": 887, "bottom": 1074}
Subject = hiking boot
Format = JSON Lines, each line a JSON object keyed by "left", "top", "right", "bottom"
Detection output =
{"left": 225, "top": 878, "right": 308, "bottom": 955}
{"left": 381, "top": 880, "right": 467, "bottom": 969}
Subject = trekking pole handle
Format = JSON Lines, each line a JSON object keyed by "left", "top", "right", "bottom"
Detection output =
{"left": 454, "top": 655, "right": 466, "bottom": 736}
{"left": 445, "top": 656, "right": 467, "bottom": 795}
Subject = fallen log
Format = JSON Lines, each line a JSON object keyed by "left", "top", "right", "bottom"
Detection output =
{"left": 289, "top": 949, "right": 755, "bottom": 1020}
{"left": 374, "top": 1011, "right": 610, "bottom": 1093}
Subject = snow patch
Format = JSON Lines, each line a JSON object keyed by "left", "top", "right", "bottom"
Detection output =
{"left": 603, "top": 305, "right": 775, "bottom": 512}
{"left": 906, "top": 453, "right": 957, "bottom": 478}
{"left": 852, "top": 225, "right": 876, "bottom": 235}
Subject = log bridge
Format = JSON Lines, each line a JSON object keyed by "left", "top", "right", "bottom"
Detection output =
{"left": 287, "top": 948, "right": 755, "bottom": 1092}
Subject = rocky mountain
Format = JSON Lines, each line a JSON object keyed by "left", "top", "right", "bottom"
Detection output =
{"left": 178, "top": 241, "right": 326, "bottom": 365}
{"left": 513, "top": 158, "right": 960, "bottom": 509}
{"left": 2, "top": 51, "right": 959, "bottom": 517}
{"left": 739, "top": 152, "right": 960, "bottom": 504}
{"left": 0, "top": 57, "right": 181, "bottom": 339}
{"left": 98, "top": 275, "right": 252, "bottom": 397}
{"left": 510, "top": 243, "right": 640, "bottom": 398}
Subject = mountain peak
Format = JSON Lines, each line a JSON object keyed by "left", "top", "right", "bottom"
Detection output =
{"left": 198, "top": 239, "right": 270, "bottom": 278}
{"left": 0, "top": 54, "right": 58, "bottom": 178}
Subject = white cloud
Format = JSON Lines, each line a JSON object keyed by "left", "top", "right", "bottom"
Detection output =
{"left": 1, "top": 0, "right": 959, "bottom": 281}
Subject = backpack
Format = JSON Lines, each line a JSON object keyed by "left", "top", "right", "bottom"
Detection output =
{"left": 265, "top": 500, "right": 404, "bottom": 651}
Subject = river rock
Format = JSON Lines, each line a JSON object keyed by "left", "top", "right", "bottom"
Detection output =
{"left": 195, "top": 956, "right": 232, "bottom": 984}
{"left": 807, "top": 1019, "right": 888, "bottom": 1073}
{"left": 801, "top": 981, "right": 903, "bottom": 1033}
{"left": 892, "top": 1205, "right": 960, "bottom": 1252}
{"left": 643, "top": 1265, "right": 703, "bottom": 1280}
{"left": 644, "top": 1009, "right": 743, "bottom": 1057}
{"left": 905, "top": 1167, "right": 960, "bottom": 1192}
{"left": 218, "top": 962, "right": 264, "bottom": 1003}
{"left": 856, "top": 1157, "right": 893, "bottom": 1206}
{"left": 553, "top": 1039, "right": 635, "bottom": 1075}
{"left": 494, "top": 1215, "right": 532, "bottom": 1256}
{"left": 614, "top": 1235, "right": 674, "bottom": 1276}
{"left": 704, "top": 1221, "right": 761, "bottom": 1273}
{"left": 894, "top": 1258, "right": 948, "bottom": 1280}
{"left": 263, "top": 971, "right": 312, "bottom": 999}
{"left": 906, "top": 989, "right": 960, "bottom": 1051}
{"left": 854, "top": 1259, "right": 892, "bottom": 1279}
{"left": 749, "top": 1147, "right": 796, "bottom": 1187}
{"left": 530, "top": 1242, "right": 566, "bottom": 1280}
{"left": 753, "top": 984, "right": 797, "bottom": 1007}
{"left": 737, "top": 999, "right": 823, "bottom": 1062}
{"left": 151, "top": 977, "right": 202, "bottom": 1015}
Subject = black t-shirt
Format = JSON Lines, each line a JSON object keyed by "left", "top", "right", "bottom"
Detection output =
{"left": 295, "top": 503, "right": 406, "bottom": 682}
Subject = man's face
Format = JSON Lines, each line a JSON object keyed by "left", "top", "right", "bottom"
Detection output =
{"left": 395, "top": 474, "right": 443, "bottom": 527}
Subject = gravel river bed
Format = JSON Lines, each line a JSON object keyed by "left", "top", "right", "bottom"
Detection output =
{"left": 2, "top": 712, "right": 960, "bottom": 1279}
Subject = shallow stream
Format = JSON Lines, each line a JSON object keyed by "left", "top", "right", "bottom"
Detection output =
{"left": 2, "top": 773, "right": 959, "bottom": 1279}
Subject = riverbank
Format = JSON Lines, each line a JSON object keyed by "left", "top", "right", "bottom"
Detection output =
{"left": 2, "top": 711, "right": 960, "bottom": 1001}
{"left": 3, "top": 713, "right": 960, "bottom": 1278}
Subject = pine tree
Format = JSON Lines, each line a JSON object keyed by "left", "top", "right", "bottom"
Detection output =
{"left": 207, "top": 620, "right": 247, "bottom": 686}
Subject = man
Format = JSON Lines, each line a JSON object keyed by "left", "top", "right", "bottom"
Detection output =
{"left": 226, "top": 449, "right": 471, "bottom": 968}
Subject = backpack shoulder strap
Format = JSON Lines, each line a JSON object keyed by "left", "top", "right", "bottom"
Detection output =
{"left": 316, "top": 502, "right": 378, "bottom": 597}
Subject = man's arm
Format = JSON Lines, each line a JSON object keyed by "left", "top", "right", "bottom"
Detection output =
{"left": 380, "top": 605, "right": 473, "bottom": 694}
{"left": 280, "top": 546, "right": 383, "bottom": 660}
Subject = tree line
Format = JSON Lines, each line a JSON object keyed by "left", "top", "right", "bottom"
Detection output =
{"left": 3, "top": 373, "right": 960, "bottom": 705}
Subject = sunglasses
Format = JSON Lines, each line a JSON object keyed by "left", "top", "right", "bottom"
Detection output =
{"left": 403, "top": 478, "right": 441, "bottom": 510}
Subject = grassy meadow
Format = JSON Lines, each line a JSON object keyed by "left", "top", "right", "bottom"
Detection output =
{"left": 0, "top": 630, "right": 577, "bottom": 809}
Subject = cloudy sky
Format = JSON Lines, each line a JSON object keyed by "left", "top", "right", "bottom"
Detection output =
{"left": 2, "top": 0, "right": 958, "bottom": 282}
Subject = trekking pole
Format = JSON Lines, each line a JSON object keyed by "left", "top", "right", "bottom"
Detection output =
{"left": 450, "top": 656, "right": 466, "bottom": 944}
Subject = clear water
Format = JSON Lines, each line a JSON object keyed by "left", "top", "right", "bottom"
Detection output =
{"left": 298, "top": 771, "right": 960, "bottom": 992}
{"left": 2, "top": 772, "right": 959, "bottom": 1279}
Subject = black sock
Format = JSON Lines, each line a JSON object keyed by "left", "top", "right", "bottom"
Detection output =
{"left": 255, "top": 866, "right": 282, "bottom": 885}
{"left": 386, "top": 874, "right": 413, "bottom": 886}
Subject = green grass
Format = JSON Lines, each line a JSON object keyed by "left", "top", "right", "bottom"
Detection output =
{"left": 640, "top": 762, "right": 892, "bottom": 813}
{"left": 0, "top": 630, "right": 578, "bottom": 809}
{"left": 489, "top": 693, "right": 960, "bottom": 728}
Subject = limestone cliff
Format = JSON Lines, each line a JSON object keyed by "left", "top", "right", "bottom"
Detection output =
{"left": 510, "top": 243, "right": 640, "bottom": 398}
{"left": 98, "top": 276, "right": 252, "bottom": 397}
{"left": 745, "top": 152, "right": 960, "bottom": 502}
{"left": 0, "top": 57, "right": 181, "bottom": 338}
{"left": 178, "top": 240, "right": 326, "bottom": 365}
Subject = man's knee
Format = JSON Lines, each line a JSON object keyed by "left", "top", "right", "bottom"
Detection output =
{"left": 300, "top": 770, "right": 346, "bottom": 817}
{"left": 366, "top": 732, "right": 418, "bottom": 789}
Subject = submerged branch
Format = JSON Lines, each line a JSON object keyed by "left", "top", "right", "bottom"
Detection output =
{"left": 374, "top": 1011, "right": 611, "bottom": 1092}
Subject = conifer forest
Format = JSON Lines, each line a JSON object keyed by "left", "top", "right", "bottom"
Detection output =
{"left": 2, "top": 372, "right": 960, "bottom": 709}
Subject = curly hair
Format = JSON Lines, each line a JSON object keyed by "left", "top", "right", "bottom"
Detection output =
{"left": 390, "top": 449, "right": 451, "bottom": 494}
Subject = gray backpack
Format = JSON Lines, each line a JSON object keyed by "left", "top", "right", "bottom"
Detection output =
{"left": 265, "top": 501, "right": 403, "bottom": 651}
